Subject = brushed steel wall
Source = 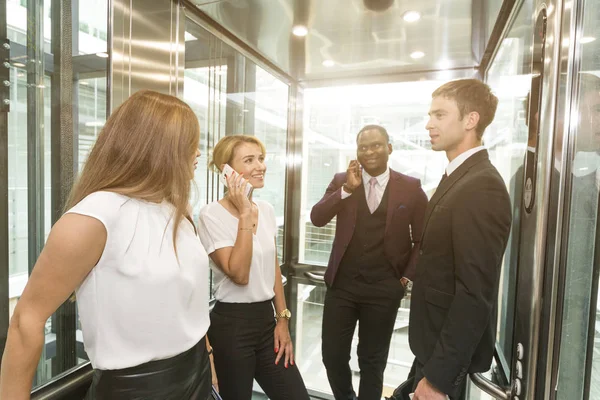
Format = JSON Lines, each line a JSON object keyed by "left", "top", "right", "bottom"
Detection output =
{"left": 110, "top": 0, "right": 185, "bottom": 111}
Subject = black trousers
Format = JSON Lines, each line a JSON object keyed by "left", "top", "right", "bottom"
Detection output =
{"left": 411, "top": 359, "right": 466, "bottom": 400}
{"left": 208, "top": 300, "right": 310, "bottom": 400}
{"left": 322, "top": 280, "right": 403, "bottom": 400}
{"left": 84, "top": 337, "right": 211, "bottom": 400}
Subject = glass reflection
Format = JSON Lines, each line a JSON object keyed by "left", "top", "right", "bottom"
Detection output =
{"left": 6, "top": 0, "right": 108, "bottom": 389}
{"left": 558, "top": 72, "right": 600, "bottom": 398}
{"left": 300, "top": 80, "right": 453, "bottom": 266}
{"left": 484, "top": 0, "right": 533, "bottom": 377}
{"left": 184, "top": 21, "right": 289, "bottom": 295}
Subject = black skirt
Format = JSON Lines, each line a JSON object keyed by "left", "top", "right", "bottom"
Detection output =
{"left": 84, "top": 337, "right": 211, "bottom": 400}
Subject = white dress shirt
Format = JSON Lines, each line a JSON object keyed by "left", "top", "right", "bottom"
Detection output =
{"left": 341, "top": 167, "right": 390, "bottom": 208}
{"left": 446, "top": 146, "right": 486, "bottom": 176}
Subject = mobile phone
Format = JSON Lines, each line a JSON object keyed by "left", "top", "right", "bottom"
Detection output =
{"left": 220, "top": 164, "right": 253, "bottom": 197}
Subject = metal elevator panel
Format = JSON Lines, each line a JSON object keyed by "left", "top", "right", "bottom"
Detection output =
{"left": 110, "top": 0, "right": 185, "bottom": 111}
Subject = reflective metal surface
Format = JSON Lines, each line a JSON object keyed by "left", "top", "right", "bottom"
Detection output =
{"left": 192, "top": 0, "right": 477, "bottom": 80}
{"left": 510, "top": 1, "right": 564, "bottom": 398}
{"left": 111, "top": 0, "right": 185, "bottom": 110}
{"left": 545, "top": 0, "right": 579, "bottom": 397}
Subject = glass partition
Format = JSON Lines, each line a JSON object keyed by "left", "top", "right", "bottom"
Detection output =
{"left": 484, "top": 0, "right": 534, "bottom": 377}
{"left": 185, "top": 17, "right": 290, "bottom": 296}
{"left": 555, "top": 0, "right": 600, "bottom": 396}
{"left": 5, "top": 0, "right": 109, "bottom": 388}
{"left": 296, "top": 74, "right": 473, "bottom": 397}
{"left": 299, "top": 80, "right": 454, "bottom": 265}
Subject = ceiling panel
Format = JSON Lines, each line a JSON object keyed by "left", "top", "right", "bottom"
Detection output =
{"left": 191, "top": 0, "right": 477, "bottom": 81}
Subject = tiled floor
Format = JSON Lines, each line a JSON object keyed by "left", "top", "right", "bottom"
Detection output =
{"left": 249, "top": 283, "right": 495, "bottom": 399}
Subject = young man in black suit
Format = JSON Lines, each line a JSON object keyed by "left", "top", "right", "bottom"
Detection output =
{"left": 408, "top": 79, "right": 512, "bottom": 400}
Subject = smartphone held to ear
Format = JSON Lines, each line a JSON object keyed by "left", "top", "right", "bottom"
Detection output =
{"left": 220, "top": 164, "right": 253, "bottom": 197}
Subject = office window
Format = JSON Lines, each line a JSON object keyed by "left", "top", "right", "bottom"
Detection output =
{"left": 185, "top": 20, "right": 290, "bottom": 298}
{"left": 300, "top": 80, "right": 450, "bottom": 265}
{"left": 5, "top": 0, "right": 109, "bottom": 388}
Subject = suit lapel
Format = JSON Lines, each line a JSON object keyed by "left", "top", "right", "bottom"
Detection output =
{"left": 420, "top": 150, "right": 490, "bottom": 241}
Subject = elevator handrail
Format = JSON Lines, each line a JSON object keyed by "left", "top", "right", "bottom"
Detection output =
{"left": 304, "top": 270, "right": 326, "bottom": 284}
{"left": 469, "top": 372, "right": 511, "bottom": 399}
{"left": 31, "top": 362, "right": 93, "bottom": 400}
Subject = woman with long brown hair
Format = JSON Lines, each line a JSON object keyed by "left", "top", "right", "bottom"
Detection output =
{"left": 0, "top": 90, "right": 213, "bottom": 400}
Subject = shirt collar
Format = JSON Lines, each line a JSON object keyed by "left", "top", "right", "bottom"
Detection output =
{"left": 362, "top": 167, "right": 390, "bottom": 187}
{"left": 446, "top": 146, "right": 486, "bottom": 176}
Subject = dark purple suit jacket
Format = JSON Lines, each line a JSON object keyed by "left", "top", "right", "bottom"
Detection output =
{"left": 310, "top": 169, "right": 428, "bottom": 287}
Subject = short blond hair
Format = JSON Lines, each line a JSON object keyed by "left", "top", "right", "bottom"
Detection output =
{"left": 209, "top": 135, "right": 266, "bottom": 172}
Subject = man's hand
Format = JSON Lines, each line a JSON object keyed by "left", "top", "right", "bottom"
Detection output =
{"left": 400, "top": 277, "right": 410, "bottom": 288}
{"left": 344, "top": 160, "right": 362, "bottom": 192}
{"left": 413, "top": 377, "right": 448, "bottom": 400}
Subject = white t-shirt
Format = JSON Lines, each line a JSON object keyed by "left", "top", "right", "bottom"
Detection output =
{"left": 66, "top": 191, "right": 210, "bottom": 370}
{"left": 198, "top": 200, "right": 277, "bottom": 303}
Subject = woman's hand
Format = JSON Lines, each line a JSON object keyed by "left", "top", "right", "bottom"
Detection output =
{"left": 274, "top": 319, "right": 294, "bottom": 368}
{"left": 209, "top": 353, "right": 218, "bottom": 392}
{"left": 226, "top": 173, "right": 252, "bottom": 215}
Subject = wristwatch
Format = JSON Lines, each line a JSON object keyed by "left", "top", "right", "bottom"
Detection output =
{"left": 275, "top": 308, "right": 291, "bottom": 320}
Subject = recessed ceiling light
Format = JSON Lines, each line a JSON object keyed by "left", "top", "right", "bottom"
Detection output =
{"left": 96, "top": 52, "right": 109, "bottom": 58}
{"left": 80, "top": 81, "right": 89, "bottom": 85}
{"left": 403, "top": 11, "right": 421, "bottom": 22}
{"left": 322, "top": 60, "right": 335, "bottom": 67}
{"left": 581, "top": 36, "right": 596, "bottom": 44}
{"left": 410, "top": 51, "right": 425, "bottom": 59}
{"left": 13, "top": 62, "right": 25, "bottom": 68}
{"left": 292, "top": 25, "right": 308, "bottom": 37}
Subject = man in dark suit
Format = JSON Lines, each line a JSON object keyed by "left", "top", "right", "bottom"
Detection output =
{"left": 408, "top": 79, "right": 512, "bottom": 400}
{"left": 311, "top": 125, "right": 428, "bottom": 400}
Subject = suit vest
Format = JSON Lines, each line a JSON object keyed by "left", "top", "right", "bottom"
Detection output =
{"left": 335, "top": 182, "right": 396, "bottom": 287}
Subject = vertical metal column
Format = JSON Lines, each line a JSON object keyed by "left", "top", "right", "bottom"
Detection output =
{"left": 225, "top": 53, "right": 245, "bottom": 135}
{"left": 27, "top": 0, "right": 47, "bottom": 384}
{"left": 242, "top": 61, "right": 256, "bottom": 136}
{"left": 50, "top": 0, "right": 76, "bottom": 374}
{"left": 283, "top": 84, "right": 303, "bottom": 342}
{"left": 0, "top": 0, "right": 9, "bottom": 365}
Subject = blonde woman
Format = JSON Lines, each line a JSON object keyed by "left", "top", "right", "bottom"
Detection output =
{"left": 198, "top": 135, "right": 309, "bottom": 400}
{"left": 0, "top": 91, "right": 214, "bottom": 400}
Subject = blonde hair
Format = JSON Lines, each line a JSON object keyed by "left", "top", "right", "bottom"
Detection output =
{"left": 66, "top": 90, "right": 200, "bottom": 252}
{"left": 209, "top": 135, "right": 266, "bottom": 172}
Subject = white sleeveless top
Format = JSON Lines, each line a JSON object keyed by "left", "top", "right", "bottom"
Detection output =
{"left": 66, "top": 191, "right": 210, "bottom": 370}
{"left": 197, "top": 200, "right": 277, "bottom": 303}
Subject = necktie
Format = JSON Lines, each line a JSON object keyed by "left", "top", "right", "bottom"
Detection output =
{"left": 367, "top": 177, "right": 378, "bottom": 213}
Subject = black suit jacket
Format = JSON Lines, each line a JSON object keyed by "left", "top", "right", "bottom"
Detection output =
{"left": 408, "top": 150, "right": 512, "bottom": 395}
